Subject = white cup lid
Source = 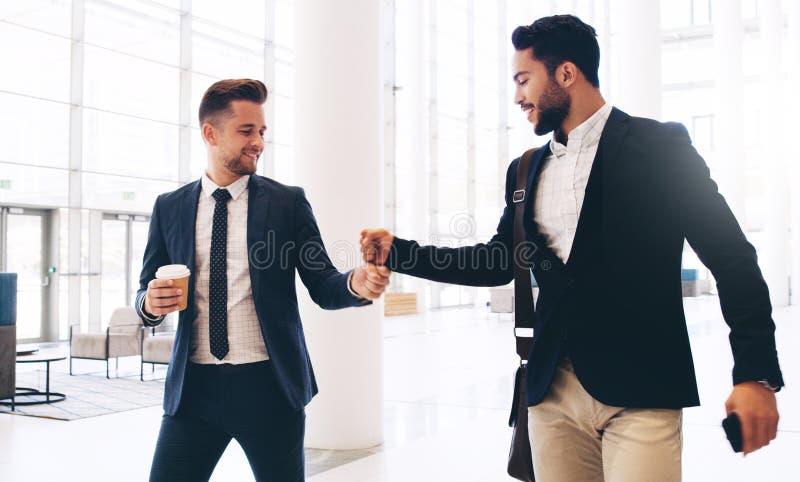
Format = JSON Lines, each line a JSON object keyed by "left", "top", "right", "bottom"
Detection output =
{"left": 155, "top": 264, "right": 190, "bottom": 279}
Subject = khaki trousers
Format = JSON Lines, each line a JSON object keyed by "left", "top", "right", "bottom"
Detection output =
{"left": 527, "top": 357, "right": 683, "bottom": 482}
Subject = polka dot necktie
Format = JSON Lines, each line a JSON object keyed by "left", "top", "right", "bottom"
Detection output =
{"left": 210, "top": 188, "right": 232, "bottom": 360}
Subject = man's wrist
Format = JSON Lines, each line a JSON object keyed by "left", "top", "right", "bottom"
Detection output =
{"left": 139, "top": 296, "right": 164, "bottom": 322}
{"left": 347, "top": 271, "right": 366, "bottom": 300}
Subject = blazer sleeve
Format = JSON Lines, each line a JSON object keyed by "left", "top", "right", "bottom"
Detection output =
{"left": 293, "top": 188, "right": 370, "bottom": 310}
{"left": 665, "top": 122, "right": 784, "bottom": 389}
{"left": 385, "top": 159, "right": 517, "bottom": 287}
{"left": 135, "top": 195, "right": 168, "bottom": 327}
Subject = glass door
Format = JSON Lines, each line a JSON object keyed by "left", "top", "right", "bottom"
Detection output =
{"left": 100, "top": 213, "right": 150, "bottom": 328}
{"left": 1, "top": 207, "right": 48, "bottom": 340}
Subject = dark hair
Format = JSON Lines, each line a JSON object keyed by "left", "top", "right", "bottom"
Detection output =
{"left": 511, "top": 15, "right": 600, "bottom": 88}
{"left": 198, "top": 78, "right": 268, "bottom": 125}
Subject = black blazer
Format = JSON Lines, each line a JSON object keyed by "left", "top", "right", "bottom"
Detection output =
{"left": 135, "top": 175, "right": 368, "bottom": 415}
{"left": 387, "top": 107, "right": 783, "bottom": 409}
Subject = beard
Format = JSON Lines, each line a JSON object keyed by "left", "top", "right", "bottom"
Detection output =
{"left": 223, "top": 153, "right": 257, "bottom": 176}
{"left": 533, "top": 79, "right": 571, "bottom": 138}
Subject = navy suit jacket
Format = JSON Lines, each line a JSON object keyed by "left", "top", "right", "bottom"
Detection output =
{"left": 387, "top": 107, "right": 784, "bottom": 409}
{"left": 135, "top": 175, "right": 368, "bottom": 415}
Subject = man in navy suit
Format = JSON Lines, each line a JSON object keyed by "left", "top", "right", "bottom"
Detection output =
{"left": 362, "top": 15, "right": 783, "bottom": 481}
{"left": 136, "top": 78, "right": 390, "bottom": 482}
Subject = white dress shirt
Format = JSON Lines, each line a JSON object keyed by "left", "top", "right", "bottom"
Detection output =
{"left": 533, "top": 103, "right": 612, "bottom": 263}
{"left": 191, "top": 173, "right": 269, "bottom": 364}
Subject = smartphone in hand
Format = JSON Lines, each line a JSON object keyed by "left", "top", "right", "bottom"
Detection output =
{"left": 722, "top": 413, "right": 743, "bottom": 453}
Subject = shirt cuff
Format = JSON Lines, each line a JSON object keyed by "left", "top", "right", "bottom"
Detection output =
{"left": 347, "top": 271, "right": 367, "bottom": 301}
{"left": 139, "top": 296, "right": 164, "bottom": 323}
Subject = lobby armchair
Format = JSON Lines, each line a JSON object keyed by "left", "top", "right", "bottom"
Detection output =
{"left": 69, "top": 307, "right": 143, "bottom": 378}
{"left": 140, "top": 325, "right": 175, "bottom": 381}
{"left": 0, "top": 273, "right": 17, "bottom": 410}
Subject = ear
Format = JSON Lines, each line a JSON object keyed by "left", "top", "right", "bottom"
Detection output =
{"left": 202, "top": 122, "right": 217, "bottom": 146}
{"left": 559, "top": 62, "right": 578, "bottom": 88}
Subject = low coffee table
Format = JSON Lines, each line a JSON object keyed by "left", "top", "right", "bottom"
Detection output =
{"left": 16, "top": 343, "right": 39, "bottom": 356}
{"left": 10, "top": 352, "right": 67, "bottom": 405}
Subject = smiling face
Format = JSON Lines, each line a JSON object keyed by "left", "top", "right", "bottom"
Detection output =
{"left": 512, "top": 48, "right": 571, "bottom": 137}
{"left": 203, "top": 100, "right": 266, "bottom": 177}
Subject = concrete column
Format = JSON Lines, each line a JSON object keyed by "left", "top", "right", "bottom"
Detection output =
{"left": 68, "top": 0, "right": 85, "bottom": 332}
{"left": 611, "top": 0, "right": 661, "bottom": 119}
{"left": 789, "top": 0, "right": 800, "bottom": 305}
{"left": 404, "top": 0, "right": 430, "bottom": 311}
{"left": 760, "top": 0, "right": 790, "bottom": 307}
{"left": 427, "top": 0, "right": 441, "bottom": 308}
{"left": 294, "top": 0, "right": 384, "bottom": 449}
{"left": 711, "top": 0, "right": 746, "bottom": 221}
{"left": 261, "top": 0, "right": 277, "bottom": 179}
{"left": 178, "top": 0, "right": 192, "bottom": 184}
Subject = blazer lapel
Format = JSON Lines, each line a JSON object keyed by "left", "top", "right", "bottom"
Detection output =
{"left": 179, "top": 181, "right": 201, "bottom": 318}
{"left": 565, "top": 107, "right": 631, "bottom": 271}
{"left": 246, "top": 176, "right": 270, "bottom": 304}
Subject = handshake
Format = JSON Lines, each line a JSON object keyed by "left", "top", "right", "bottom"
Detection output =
{"left": 145, "top": 228, "right": 399, "bottom": 315}
{"left": 350, "top": 228, "right": 396, "bottom": 301}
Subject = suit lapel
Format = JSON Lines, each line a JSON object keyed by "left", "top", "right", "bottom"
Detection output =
{"left": 179, "top": 181, "right": 201, "bottom": 317}
{"left": 246, "top": 176, "right": 270, "bottom": 303}
{"left": 565, "top": 107, "right": 631, "bottom": 271}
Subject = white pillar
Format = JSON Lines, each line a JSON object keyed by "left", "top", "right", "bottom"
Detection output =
{"left": 405, "top": 0, "right": 430, "bottom": 312}
{"left": 294, "top": 0, "right": 384, "bottom": 449}
{"left": 68, "top": 0, "right": 85, "bottom": 333}
{"left": 427, "top": 0, "right": 441, "bottom": 308}
{"left": 788, "top": 0, "right": 800, "bottom": 305}
{"left": 711, "top": 0, "right": 746, "bottom": 221}
{"left": 760, "top": 0, "right": 790, "bottom": 307}
{"left": 611, "top": 0, "right": 661, "bottom": 119}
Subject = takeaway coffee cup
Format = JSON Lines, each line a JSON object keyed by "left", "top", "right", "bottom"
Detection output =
{"left": 155, "top": 264, "right": 190, "bottom": 311}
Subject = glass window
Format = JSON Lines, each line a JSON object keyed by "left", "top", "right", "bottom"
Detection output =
{"left": 81, "top": 172, "right": 179, "bottom": 212}
{"left": 191, "top": 72, "right": 221, "bottom": 129}
{"left": 275, "top": 0, "right": 295, "bottom": 49}
{"left": 85, "top": 0, "right": 180, "bottom": 66}
{"left": 0, "top": 0, "right": 72, "bottom": 37}
{"left": 661, "top": 40, "right": 713, "bottom": 85}
{"left": 130, "top": 217, "right": 150, "bottom": 301}
{"left": 191, "top": 0, "right": 266, "bottom": 38}
{"left": 6, "top": 213, "right": 44, "bottom": 339}
{"left": 474, "top": 2, "right": 498, "bottom": 58}
{"left": 274, "top": 60, "right": 295, "bottom": 98}
{"left": 437, "top": 138, "right": 468, "bottom": 175}
{"left": 742, "top": 0, "right": 758, "bottom": 19}
{"left": 0, "top": 92, "right": 70, "bottom": 169}
{"left": 83, "top": 109, "right": 180, "bottom": 181}
{"left": 190, "top": 127, "right": 207, "bottom": 181}
{"left": 272, "top": 143, "right": 295, "bottom": 185}
{"left": 0, "top": 163, "right": 69, "bottom": 207}
{"left": 438, "top": 116, "right": 467, "bottom": 144}
{"left": 692, "top": 114, "right": 714, "bottom": 152}
{"left": 0, "top": 23, "right": 71, "bottom": 102}
{"left": 273, "top": 94, "right": 295, "bottom": 146}
{"left": 84, "top": 45, "right": 180, "bottom": 123}
{"left": 192, "top": 21, "right": 265, "bottom": 80}
{"left": 660, "top": 0, "right": 692, "bottom": 30}
{"left": 691, "top": 0, "right": 711, "bottom": 25}
{"left": 101, "top": 217, "right": 127, "bottom": 324}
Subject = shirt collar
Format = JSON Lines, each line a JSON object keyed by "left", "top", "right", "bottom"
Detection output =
{"left": 201, "top": 173, "right": 250, "bottom": 201}
{"left": 549, "top": 102, "right": 612, "bottom": 159}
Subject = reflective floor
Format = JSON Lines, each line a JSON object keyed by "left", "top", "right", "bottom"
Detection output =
{"left": 0, "top": 296, "right": 797, "bottom": 481}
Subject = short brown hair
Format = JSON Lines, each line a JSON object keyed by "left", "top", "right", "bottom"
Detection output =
{"left": 198, "top": 79, "right": 268, "bottom": 126}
